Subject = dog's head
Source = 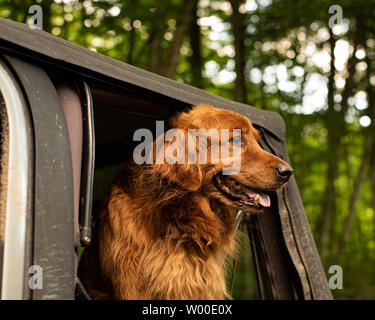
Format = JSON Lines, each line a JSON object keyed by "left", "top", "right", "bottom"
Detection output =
{"left": 149, "top": 104, "right": 293, "bottom": 213}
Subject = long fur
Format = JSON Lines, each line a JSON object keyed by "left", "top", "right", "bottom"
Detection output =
{"left": 79, "top": 104, "right": 290, "bottom": 300}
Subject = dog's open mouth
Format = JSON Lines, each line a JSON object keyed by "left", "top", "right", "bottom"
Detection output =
{"left": 213, "top": 173, "right": 271, "bottom": 209}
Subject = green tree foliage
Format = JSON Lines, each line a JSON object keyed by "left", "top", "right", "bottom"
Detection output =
{"left": 1, "top": 0, "right": 375, "bottom": 299}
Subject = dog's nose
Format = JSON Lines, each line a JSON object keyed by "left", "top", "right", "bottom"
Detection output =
{"left": 276, "top": 163, "right": 293, "bottom": 182}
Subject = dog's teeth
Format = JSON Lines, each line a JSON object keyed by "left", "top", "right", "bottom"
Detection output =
{"left": 254, "top": 194, "right": 260, "bottom": 202}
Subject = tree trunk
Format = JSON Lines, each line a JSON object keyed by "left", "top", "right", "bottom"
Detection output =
{"left": 315, "top": 140, "right": 339, "bottom": 260}
{"left": 189, "top": 0, "right": 203, "bottom": 88}
{"left": 41, "top": 0, "right": 52, "bottom": 33}
{"left": 339, "top": 14, "right": 364, "bottom": 116}
{"left": 147, "top": 0, "right": 168, "bottom": 73}
{"left": 315, "top": 28, "right": 338, "bottom": 259}
{"left": 127, "top": 22, "right": 135, "bottom": 65}
{"left": 148, "top": 30, "right": 161, "bottom": 72}
{"left": 335, "top": 136, "right": 371, "bottom": 259}
{"left": 229, "top": 0, "right": 247, "bottom": 103}
{"left": 163, "top": 1, "right": 196, "bottom": 79}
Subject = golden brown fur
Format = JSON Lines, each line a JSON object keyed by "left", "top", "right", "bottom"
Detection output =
{"left": 79, "top": 104, "right": 292, "bottom": 300}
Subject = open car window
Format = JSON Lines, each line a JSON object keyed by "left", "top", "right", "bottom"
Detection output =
{"left": 0, "top": 18, "right": 332, "bottom": 300}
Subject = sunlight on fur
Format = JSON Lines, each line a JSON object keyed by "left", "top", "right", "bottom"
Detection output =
{"left": 79, "top": 104, "right": 293, "bottom": 299}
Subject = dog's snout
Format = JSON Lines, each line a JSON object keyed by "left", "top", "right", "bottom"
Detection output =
{"left": 276, "top": 163, "right": 293, "bottom": 182}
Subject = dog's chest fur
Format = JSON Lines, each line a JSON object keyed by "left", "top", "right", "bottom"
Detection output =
{"left": 94, "top": 183, "right": 237, "bottom": 299}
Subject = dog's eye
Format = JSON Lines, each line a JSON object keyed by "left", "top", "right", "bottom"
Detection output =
{"left": 230, "top": 136, "right": 242, "bottom": 145}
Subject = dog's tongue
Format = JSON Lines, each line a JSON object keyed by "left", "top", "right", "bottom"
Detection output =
{"left": 258, "top": 193, "right": 271, "bottom": 207}
{"left": 246, "top": 190, "right": 271, "bottom": 207}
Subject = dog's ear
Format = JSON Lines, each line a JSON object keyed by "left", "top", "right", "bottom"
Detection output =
{"left": 153, "top": 129, "right": 202, "bottom": 192}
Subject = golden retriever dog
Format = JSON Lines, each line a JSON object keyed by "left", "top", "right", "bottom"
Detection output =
{"left": 79, "top": 104, "right": 293, "bottom": 300}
